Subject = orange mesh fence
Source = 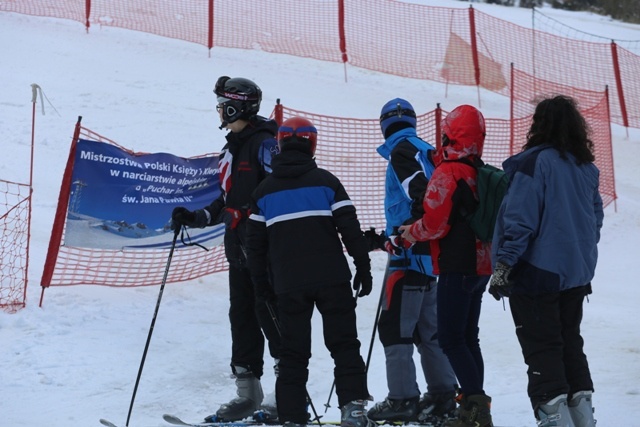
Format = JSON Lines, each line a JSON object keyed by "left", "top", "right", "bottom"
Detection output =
{"left": 90, "top": 1, "right": 209, "bottom": 46}
{"left": 510, "top": 67, "right": 616, "bottom": 207}
{"left": 211, "top": 0, "right": 343, "bottom": 62}
{"left": 3, "top": 2, "right": 617, "bottom": 294}
{"left": 615, "top": 45, "right": 640, "bottom": 127}
{"left": 3, "top": 1, "right": 639, "bottom": 128}
{"left": 0, "top": 0, "right": 86, "bottom": 25}
{"left": 344, "top": 3, "right": 472, "bottom": 82}
{"left": 40, "top": 94, "right": 613, "bottom": 292}
{"left": 0, "top": 180, "right": 30, "bottom": 312}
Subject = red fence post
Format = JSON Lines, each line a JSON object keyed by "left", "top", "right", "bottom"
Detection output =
{"left": 468, "top": 6, "right": 480, "bottom": 88}
{"left": 604, "top": 85, "right": 618, "bottom": 211}
{"left": 39, "top": 118, "right": 83, "bottom": 304}
{"left": 610, "top": 41, "right": 629, "bottom": 129}
{"left": 435, "top": 104, "right": 442, "bottom": 150}
{"left": 85, "top": 0, "right": 91, "bottom": 32}
{"left": 208, "top": 0, "right": 214, "bottom": 52}
{"left": 274, "top": 99, "right": 284, "bottom": 126}
{"left": 338, "top": 0, "right": 348, "bottom": 64}
{"left": 509, "top": 63, "right": 515, "bottom": 156}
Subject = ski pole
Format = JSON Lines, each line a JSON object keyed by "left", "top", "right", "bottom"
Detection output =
{"left": 125, "top": 227, "right": 180, "bottom": 427}
{"left": 364, "top": 256, "right": 390, "bottom": 374}
{"left": 265, "top": 301, "right": 323, "bottom": 427}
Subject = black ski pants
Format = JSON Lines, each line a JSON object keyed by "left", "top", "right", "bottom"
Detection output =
{"left": 509, "top": 285, "right": 594, "bottom": 409}
{"left": 228, "top": 264, "right": 280, "bottom": 378}
{"left": 275, "top": 283, "right": 369, "bottom": 424}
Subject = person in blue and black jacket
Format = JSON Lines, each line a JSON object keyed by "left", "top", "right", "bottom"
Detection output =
{"left": 245, "top": 116, "right": 375, "bottom": 427}
{"left": 365, "top": 99, "right": 457, "bottom": 425}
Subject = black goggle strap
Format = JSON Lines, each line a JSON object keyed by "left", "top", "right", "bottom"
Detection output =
{"left": 379, "top": 103, "right": 416, "bottom": 123}
{"left": 279, "top": 125, "right": 317, "bottom": 142}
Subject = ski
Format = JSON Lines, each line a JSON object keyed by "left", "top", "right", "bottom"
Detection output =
{"left": 162, "top": 414, "right": 458, "bottom": 427}
{"left": 163, "top": 413, "right": 267, "bottom": 427}
{"left": 99, "top": 419, "right": 119, "bottom": 427}
{"left": 162, "top": 414, "right": 343, "bottom": 427}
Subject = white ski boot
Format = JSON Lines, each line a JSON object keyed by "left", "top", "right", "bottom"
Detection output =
{"left": 536, "top": 394, "right": 575, "bottom": 427}
{"left": 568, "top": 391, "right": 596, "bottom": 427}
{"left": 205, "top": 366, "right": 264, "bottom": 422}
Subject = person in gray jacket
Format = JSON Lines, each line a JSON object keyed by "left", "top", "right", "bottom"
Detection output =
{"left": 489, "top": 95, "right": 603, "bottom": 427}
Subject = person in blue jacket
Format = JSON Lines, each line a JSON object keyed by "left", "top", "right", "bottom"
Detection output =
{"left": 489, "top": 95, "right": 603, "bottom": 427}
{"left": 364, "top": 99, "right": 457, "bottom": 424}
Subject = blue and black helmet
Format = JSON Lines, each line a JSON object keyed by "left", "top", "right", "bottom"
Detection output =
{"left": 379, "top": 98, "right": 417, "bottom": 138}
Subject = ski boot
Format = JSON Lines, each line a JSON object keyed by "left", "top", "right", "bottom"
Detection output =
{"left": 444, "top": 394, "right": 492, "bottom": 427}
{"left": 205, "top": 366, "right": 264, "bottom": 422}
{"left": 418, "top": 390, "right": 457, "bottom": 424}
{"left": 341, "top": 400, "right": 376, "bottom": 427}
{"left": 253, "top": 398, "right": 279, "bottom": 424}
{"left": 568, "top": 391, "right": 595, "bottom": 427}
{"left": 535, "top": 394, "right": 575, "bottom": 427}
{"left": 366, "top": 396, "right": 419, "bottom": 422}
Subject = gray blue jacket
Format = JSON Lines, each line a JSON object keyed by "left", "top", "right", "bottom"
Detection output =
{"left": 492, "top": 144, "right": 604, "bottom": 294}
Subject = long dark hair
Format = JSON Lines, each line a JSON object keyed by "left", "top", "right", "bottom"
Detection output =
{"left": 524, "top": 95, "right": 595, "bottom": 164}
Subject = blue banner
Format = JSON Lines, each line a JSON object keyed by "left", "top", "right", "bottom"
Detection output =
{"left": 64, "top": 139, "right": 224, "bottom": 249}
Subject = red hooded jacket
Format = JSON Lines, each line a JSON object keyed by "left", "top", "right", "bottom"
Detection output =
{"left": 406, "top": 105, "right": 492, "bottom": 276}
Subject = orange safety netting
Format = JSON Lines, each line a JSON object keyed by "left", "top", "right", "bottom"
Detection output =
{"left": 0, "top": 1, "right": 618, "bottom": 299}
{"left": 0, "top": 180, "right": 30, "bottom": 312}
{"left": 39, "top": 91, "right": 614, "bottom": 292}
{"left": 2, "top": 0, "right": 638, "bottom": 128}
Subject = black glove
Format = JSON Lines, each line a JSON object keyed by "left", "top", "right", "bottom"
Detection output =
{"left": 171, "top": 207, "right": 208, "bottom": 230}
{"left": 352, "top": 261, "right": 373, "bottom": 297}
{"left": 488, "top": 261, "right": 513, "bottom": 301}
{"left": 363, "top": 228, "right": 387, "bottom": 252}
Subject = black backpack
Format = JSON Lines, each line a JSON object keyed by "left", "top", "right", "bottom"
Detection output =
{"left": 460, "top": 157, "right": 509, "bottom": 243}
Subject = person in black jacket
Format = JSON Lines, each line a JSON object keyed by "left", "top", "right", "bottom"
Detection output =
{"left": 245, "top": 117, "right": 375, "bottom": 427}
{"left": 171, "top": 76, "right": 281, "bottom": 422}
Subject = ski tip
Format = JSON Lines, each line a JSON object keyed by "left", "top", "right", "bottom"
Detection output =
{"left": 99, "top": 419, "right": 119, "bottom": 427}
{"left": 163, "top": 413, "right": 190, "bottom": 425}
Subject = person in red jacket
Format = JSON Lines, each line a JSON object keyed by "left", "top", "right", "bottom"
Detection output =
{"left": 400, "top": 105, "right": 493, "bottom": 427}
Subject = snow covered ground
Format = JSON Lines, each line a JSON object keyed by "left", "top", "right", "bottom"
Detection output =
{"left": 1, "top": 2, "right": 640, "bottom": 426}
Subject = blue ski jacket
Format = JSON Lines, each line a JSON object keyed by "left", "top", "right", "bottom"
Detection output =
{"left": 377, "top": 127, "right": 435, "bottom": 276}
{"left": 492, "top": 144, "right": 604, "bottom": 294}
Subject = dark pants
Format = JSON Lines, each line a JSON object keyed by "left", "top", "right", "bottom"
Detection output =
{"left": 275, "top": 283, "right": 369, "bottom": 424}
{"left": 437, "top": 273, "right": 489, "bottom": 396}
{"left": 229, "top": 264, "right": 280, "bottom": 378}
{"left": 509, "top": 285, "right": 593, "bottom": 409}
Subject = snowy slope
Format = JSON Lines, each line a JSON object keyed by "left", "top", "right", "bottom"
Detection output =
{"left": 1, "top": 2, "right": 640, "bottom": 426}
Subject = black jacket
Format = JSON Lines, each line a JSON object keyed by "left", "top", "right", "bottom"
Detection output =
{"left": 204, "top": 116, "right": 278, "bottom": 267}
{"left": 245, "top": 147, "right": 370, "bottom": 294}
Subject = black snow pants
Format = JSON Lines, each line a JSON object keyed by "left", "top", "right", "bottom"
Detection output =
{"left": 228, "top": 264, "right": 280, "bottom": 378}
{"left": 275, "top": 283, "right": 370, "bottom": 424}
{"left": 509, "top": 284, "right": 594, "bottom": 409}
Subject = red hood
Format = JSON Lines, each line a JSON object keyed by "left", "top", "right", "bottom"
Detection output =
{"left": 441, "top": 105, "right": 486, "bottom": 161}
